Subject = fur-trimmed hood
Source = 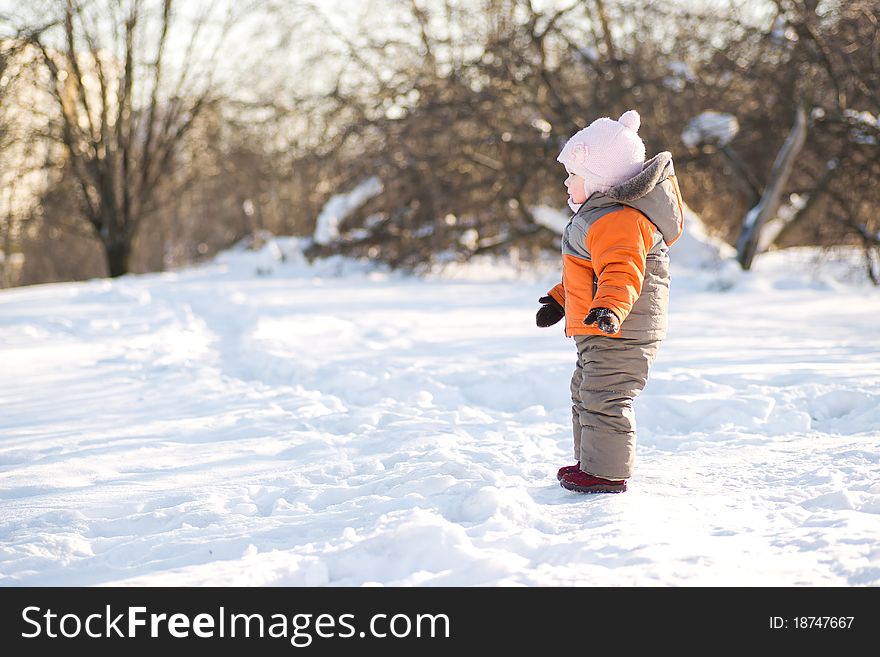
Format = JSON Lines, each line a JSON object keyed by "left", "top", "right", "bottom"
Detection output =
{"left": 580, "top": 151, "right": 684, "bottom": 246}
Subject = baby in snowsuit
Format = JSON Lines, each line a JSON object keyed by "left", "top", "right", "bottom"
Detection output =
{"left": 536, "top": 110, "right": 684, "bottom": 493}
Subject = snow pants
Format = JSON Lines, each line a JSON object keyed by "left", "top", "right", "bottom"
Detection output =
{"left": 570, "top": 334, "right": 661, "bottom": 480}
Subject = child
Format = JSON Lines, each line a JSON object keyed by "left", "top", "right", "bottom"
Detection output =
{"left": 536, "top": 110, "right": 684, "bottom": 493}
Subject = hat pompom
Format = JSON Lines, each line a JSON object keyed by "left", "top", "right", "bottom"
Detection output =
{"left": 618, "top": 110, "right": 640, "bottom": 133}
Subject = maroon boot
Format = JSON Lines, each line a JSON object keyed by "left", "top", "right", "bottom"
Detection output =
{"left": 560, "top": 469, "right": 627, "bottom": 493}
{"left": 556, "top": 462, "right": 581, "bottom": 481}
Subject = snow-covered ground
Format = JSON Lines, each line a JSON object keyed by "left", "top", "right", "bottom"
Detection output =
{"left": 1, "top": 226, "right": 879, "bottom": 586}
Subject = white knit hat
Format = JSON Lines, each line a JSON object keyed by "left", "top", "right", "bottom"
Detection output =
{"left": 558, "top": 110, "right": 646, "bottom": 199}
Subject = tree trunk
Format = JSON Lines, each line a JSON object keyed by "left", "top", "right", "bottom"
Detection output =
{"left": 104, "top": 240, "right": 130, "bottom": 278}
{"left": 735, "top": 106, "right": 807, "bottom": 270}
{"left": 0, "top": 228, "right": 9, "bottom": 289}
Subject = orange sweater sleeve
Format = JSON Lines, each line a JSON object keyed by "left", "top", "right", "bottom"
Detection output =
{"left": 547, "top": 282, "right": 565, "bottom": 307}
{"left": 586, "top": 208, "right": 655, "bottom": 324}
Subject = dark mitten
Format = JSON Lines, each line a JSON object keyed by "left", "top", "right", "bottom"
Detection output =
{"left": 583, "top": 307, "right": 620, "bottom": 334}
{"left": 536, "top": 295, "right": 565, "bottom": 327}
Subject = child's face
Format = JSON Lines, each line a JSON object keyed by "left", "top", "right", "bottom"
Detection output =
{"left": 564, "top": 168, "right": 587, "bottom": 204}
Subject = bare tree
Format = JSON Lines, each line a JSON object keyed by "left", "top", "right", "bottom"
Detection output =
{"left": 1, "top": 22, "right": 57, "bottom": 288}
{"left": 18, "top": 0, "right": 240, "bottom": 277}
{"left": 681, "top": 1, "right": 880, "bottom": 274}
{"left": 0, "top": 35, "right": 23, "bottom": 288}
{"left": 296, "top": 0, "right": 620, "bottom": 269}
